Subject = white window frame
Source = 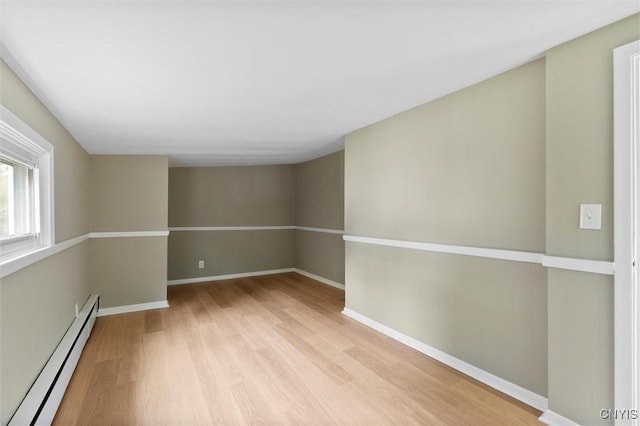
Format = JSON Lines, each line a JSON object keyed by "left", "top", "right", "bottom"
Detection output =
{"left": 0, "top": 105, "right": 54, "bottom": 265}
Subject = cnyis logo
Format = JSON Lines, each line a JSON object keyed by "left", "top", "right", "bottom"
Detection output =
{"left": 600, "top": 409, "right": 639, "bottom": 420}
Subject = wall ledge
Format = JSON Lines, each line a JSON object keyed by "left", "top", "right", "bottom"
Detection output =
{"left": 1, "top": 230, "right": 170, "bottom": 279}
{"left": 0, "top": 233, "right": 90, "bottom": 279}
{"left": 344, "top": 234, "right": 614, "bottom": 276}
{"left": 168, "top": 226, "right": 344, "bottom": 234}
{"left": 90, "top": 231, "right": 169, "bottom": 238}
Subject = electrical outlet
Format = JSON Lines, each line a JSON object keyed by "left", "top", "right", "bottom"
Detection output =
{"left": 75, "top": 303, "right": 79, "bottom": 318}
{"left": 198, "top": 260, "right": 205, "bottom": 269}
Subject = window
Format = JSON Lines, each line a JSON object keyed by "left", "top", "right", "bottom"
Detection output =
{"left": 0, "top": 105, "right": 54, "bottom": 264}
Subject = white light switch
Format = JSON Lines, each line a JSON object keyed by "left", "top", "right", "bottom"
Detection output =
{"left": 579, "top": 204, "right": 602, "bottom": 230}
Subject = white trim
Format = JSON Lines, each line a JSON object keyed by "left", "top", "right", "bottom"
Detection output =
{"left": 167, "top": 268, "right": 295, "bottom": 286}
{"left": 0, "top": 104, "right": 55, "bottom": 261}
{"left": 541, "top": 255, "right": 615, "bottom": 276}
{"left": 90, "top": 231, "right": 169, "bottom": 238}
{"left": 538, "top": 409, "right": 581, "bottom": 426}
{"left": 296, "top": 226, "right": 344, "bottom": 235}
{"left": 97, "top": 300, "right": 169, "bottom": 317}
{"left": 0, "top": 233, "right": 89, "bottom": 279}
{"left": 168, "top": 226, "right": 295, "bottom": 231}
{"left": 341, "top": 308, "right": 548, "bottom": 412}
{"left": 344, "top": 234, "right": 616, "bottom": 276}
{"left": 294, "top": 268, "right": 345, "bottom": 290}
{"left": 1, "top": 230, "right": 173, "bottom": 279}
{"left": 168, "top": 226, "right": 344, "bottom": 234}
{"left": 9, "top": 295, "right": 99, "bottom": 425}
{"left": 614, "top": 39, "right": 640, "bottom": 426}
{"left": 344, "top": 234, "right": 543, "bottom": 264}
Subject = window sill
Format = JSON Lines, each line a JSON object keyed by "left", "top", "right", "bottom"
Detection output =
{"left": 0, "top": 234, "right": 89, "bottom": 279}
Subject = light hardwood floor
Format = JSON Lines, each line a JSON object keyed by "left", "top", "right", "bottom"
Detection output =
{"left": 54, "top": 272, "right": 542, "bottom": 425}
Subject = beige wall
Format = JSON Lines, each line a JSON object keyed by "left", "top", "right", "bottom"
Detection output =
{"left": 168, "top": 165, "right": 295, "bottom": 280}
{"left": 344, "top": 59, "right": 547, "bottom": 396}
{"left": 346, "top": 243, "right": 548, "bottom": 395}
{"left": 168, "top": 230, "right": 294, "bottom": 280}
{"left": 545, "top": 14, "right": 639, "bottom": 425}
{"left": 295, "top": 151, "right": 344, "bottom": 230}
{"left": 344, "top": 14, "right": 640, "bottom": 424}
{"left": 90, "top": 155, "right": 169, "bottom": 309}
{"left": 91, "top": 155, "right": 169, "bottom": 232}
{"left": 169, "top": 165, "right": 295, "bottom": 226}
{"left": 295, "top": 231, "right": 344, "bottom": 284}
{"left": 0, "top": 59, "right": 92, "bottom": 424}
{"left": 91, "top": 237, "right": 168, "bottom": 308}
{"left": 169, "top": 159, "right": 346, "bottom": 284}
{"left": 294, "top": 151, "right": 345, "bottom": 283}
{"left": 347, "top": 59, "right": 546, "bottom": 251}
{"left": 1, "top": 242, "right": 90, "bottom": 425}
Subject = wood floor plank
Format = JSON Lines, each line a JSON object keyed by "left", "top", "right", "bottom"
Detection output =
{"left": 76, "top": 359, "right": 120, "bottom": 425}
{"left": 54, "top": 272, "right": 543, "bottom": 425}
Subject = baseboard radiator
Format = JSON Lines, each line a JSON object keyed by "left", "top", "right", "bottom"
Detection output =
{"left": 9, "top": 294, "right": 99, "bottom": 425}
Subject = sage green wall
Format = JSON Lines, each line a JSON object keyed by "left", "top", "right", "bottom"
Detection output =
{"left": 91, "top": 155, "right": 169, "bottom": 232}
{"left": 0, "top": 59, "right": 91, "bottom": 425}
{"left": 168, "top": 165, "right": 295, "bottom": 280}
{"left": 295, "top": 231, "right": 344, "bottom": 284}
{"left": 90, "top": 155, "right": 169, "bottom": 308}
{"left": 169, "top": 166, "right": 295, "bottom": 226}
{"left": 346, "top": 60, "right": 546, "bottom": 251}
{"left": 346, "top": 243, "right": 548, "bottom": 395}
{"left": 545, "top": 15, "right": 639, "bottom": 425}
{"left": 295, "top": 151, "right": 344, "bottom": 230}
{"left": 168, "top": 230, "right": 294, "bottom": 280}
{"left": 91, "top": 237, "right": 168, "bottom": 308}
{"left": 295, "top": 151, "right": 345, "bottom": 284}
{"left": 344, "top": 58, "right": 547, "bottom": 396}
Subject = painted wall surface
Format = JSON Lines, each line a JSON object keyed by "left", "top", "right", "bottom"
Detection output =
{"left": 0, "top": 59, "right": 91, "bottom": 425}
{"left": 1, "top": 243, "right": 90, "bottom": 425}
{"left": 91, "top": 237, "right": 167, "bottom": 308}
{"left": 295, "top": 230, "right": 344, "bottom": 284}
{"left": 346, "top": 243, "right": 548, "bottom": 395}
{"left": 169, "top": 165, "right": 295, "bottom": 226}
{"left": 344, "top": 59, "right": 547, "bottom": 396}
{"left": 346, "top": 60, "right": 546, "bottom": 252}
{"left": 168, "top": 230, "right": 294, "bottom": 280}
{"left": 545, "top": 14, "right": 639, "bottom": 425}
{"left": 295, "top": 151, "right": 345, "bottom": 283}
{"left": 168, "top": 165, "right": 295, "bottom": 280}
{"left": 90, "top": 155, "right": 169, "bottom": 309}
{"left": 295, "top": 151, "right": 344, "bottom": 230}
{"left": 91, "top": 155, "right": 168, "bottom": 232}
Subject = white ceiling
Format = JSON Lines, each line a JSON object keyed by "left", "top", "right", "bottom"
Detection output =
{"left": 1, "top": 1, "right": 638, "bottom": 166}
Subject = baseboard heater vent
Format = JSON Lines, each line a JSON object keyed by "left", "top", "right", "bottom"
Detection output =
{"left": 9, "top": 294, "right": 99, "bottom": 425}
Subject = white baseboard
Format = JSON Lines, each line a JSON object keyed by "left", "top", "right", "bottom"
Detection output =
{"left": 538, "top": 409, "right": 581, "bottom": 425}
{"left": 167, "top": 268, "right": 345, "bottom": 290}
{"left": 167, "top": 268, "right": 296, "bottom": 286}
{"left": 294, "top": 268, "right": 345, "bottom": 290}
{"left": 97, "top": 300, "right": 169, "bottom": 317}
{"left": 341, "top": 308, "right": 548, "bottom": 412}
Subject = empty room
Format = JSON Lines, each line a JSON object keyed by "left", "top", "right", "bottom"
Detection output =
{"left": 1, "top": 2, "right": 639, "bottom": 425}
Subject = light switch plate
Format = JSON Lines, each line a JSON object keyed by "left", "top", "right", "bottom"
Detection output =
{"left": 579, "top": 204, "right": 602, "bottom": 230}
